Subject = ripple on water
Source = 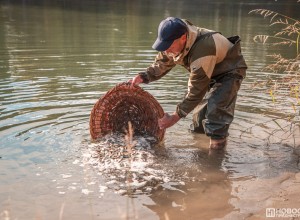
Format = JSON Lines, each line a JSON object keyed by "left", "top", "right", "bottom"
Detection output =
{"left": 77, "top": 129, "right": 234, "bottom": 197}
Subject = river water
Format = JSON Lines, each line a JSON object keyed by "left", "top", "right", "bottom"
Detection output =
{"left": 0, "top": 1, "right": 299, "bottom": 220}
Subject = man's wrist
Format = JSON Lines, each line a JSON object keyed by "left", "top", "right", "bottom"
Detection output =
{"left": 172, "top": 112, "right": 181, "bottom": 120}
{"left": 138, "top": 72, "right": 150, "bottom": 84}
{"left": 176, "top": 106, "right": 188, "bottom": 118}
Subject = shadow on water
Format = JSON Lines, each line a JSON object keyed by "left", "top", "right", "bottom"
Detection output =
{"left": 146, "top": 145, "right": 232, "bottom": 220}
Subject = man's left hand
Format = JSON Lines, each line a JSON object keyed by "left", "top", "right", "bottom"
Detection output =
{"left": 158, "top": 112, "right": 180, "bottom": 130}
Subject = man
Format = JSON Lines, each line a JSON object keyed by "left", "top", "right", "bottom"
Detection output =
{"left": 131, "top": 17, "right": 247, "bottom": 150}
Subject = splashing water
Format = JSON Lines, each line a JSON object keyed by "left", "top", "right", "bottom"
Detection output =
{"left": 82, "top": 134, "right": 180, "bottom": 195}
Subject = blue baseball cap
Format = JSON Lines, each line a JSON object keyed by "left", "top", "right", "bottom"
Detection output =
{"left": 152, "top": 17, "right": 187, "bottom": 51}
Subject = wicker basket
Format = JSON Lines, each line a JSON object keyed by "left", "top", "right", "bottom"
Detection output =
{"left": 90, "top": 82, "right": 165, "bottom": 142}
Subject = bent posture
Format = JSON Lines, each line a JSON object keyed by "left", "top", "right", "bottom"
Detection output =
{"left": 131, "top": 17, "right": 247, "bottom": 149}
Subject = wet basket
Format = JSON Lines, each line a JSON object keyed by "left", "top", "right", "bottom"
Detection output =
{"left": 90, "top": 82, "right": 165, "bottom": 142}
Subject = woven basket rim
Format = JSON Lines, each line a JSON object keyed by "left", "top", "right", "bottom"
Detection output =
{"left": 89, "top": 82, "right": 165, "bottom": 142}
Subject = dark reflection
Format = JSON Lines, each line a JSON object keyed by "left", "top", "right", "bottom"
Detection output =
{"left": 146, "top": 136, "right": 232, "bottom": 220}
{"left": 0, "top": 7, "right": 10, "bottom": 80}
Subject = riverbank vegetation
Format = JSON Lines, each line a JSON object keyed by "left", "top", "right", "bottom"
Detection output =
{"left": 249, "top": 6, "right": 299, "bottom": 146}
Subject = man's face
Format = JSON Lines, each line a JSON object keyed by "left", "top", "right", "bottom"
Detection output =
{"left": 165, "top": 34, "right": 187, "bottom": 58}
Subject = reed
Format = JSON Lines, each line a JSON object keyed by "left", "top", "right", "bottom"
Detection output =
{"left": 124, "top": 121, "right": 134, "bottom": 195}
{"left": 124, "top": 121, "right": 138, "bottom": 219}
{"left": 249, "top": 8, "right": 299, "bottom": 91}
{"left": 124, "top": 121, "right": 136, "bottom": 155}
{"left": 249, "top": 5, "right": 300, "bottom": 146}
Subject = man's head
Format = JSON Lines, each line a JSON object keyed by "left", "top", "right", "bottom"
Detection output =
{"left": 152, "top": 17, "right": 187, "bottom": 52}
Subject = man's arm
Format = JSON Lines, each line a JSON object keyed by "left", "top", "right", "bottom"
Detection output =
{"left": 176, "top": 69, "right": 211, "bottom": 118}
{"left": 131, "top": 52, "right": 176, "bottom": 85}
{"left": 158, "top": 70, "right": 210, "bottom": 130}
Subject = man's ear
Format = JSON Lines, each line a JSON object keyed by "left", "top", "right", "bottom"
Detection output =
{"left": 180, "top": 33, "right": 187, "bottom": 42}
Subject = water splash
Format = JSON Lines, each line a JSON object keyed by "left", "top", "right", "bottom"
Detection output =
{"left": 82, "top": 134, "right": 184, "bottom": 195}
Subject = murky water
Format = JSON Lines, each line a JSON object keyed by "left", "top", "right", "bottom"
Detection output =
{"left": 0, "top": 1, "right": 299, "bottom": 220}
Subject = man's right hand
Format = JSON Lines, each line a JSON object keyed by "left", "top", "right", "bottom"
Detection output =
{"left": 130, "top": 75, "right": 144, "bottom": 86}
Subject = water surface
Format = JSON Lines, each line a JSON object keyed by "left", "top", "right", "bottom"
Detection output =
{"left": 0, "top": 1, "right": 299, "bottom": 219}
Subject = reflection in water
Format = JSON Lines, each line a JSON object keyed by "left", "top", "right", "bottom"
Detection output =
{"left": 81, "top": 133, "right": 233, "bottom": 219}
{"left": 146, "top": 148, "right": 232, "bottom": 220}
{"left": 0, "top": 1, "right": 300, "bottom": 219}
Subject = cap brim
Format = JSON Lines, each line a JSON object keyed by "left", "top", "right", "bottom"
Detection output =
{"left": 152, "top": 38, "right": 173, "bottom": 51}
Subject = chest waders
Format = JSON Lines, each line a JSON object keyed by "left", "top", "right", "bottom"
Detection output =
{"left": 190, "top": 35, "right": 246, "bottom": 140}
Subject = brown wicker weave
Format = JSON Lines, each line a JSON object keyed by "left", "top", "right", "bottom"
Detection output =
{"left": 90, "top": 82, "right": 165, "bottom": 142}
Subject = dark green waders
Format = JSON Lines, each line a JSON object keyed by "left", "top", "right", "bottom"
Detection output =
{"left": 190, "top": 68, "right": 245, "bottom": 139}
